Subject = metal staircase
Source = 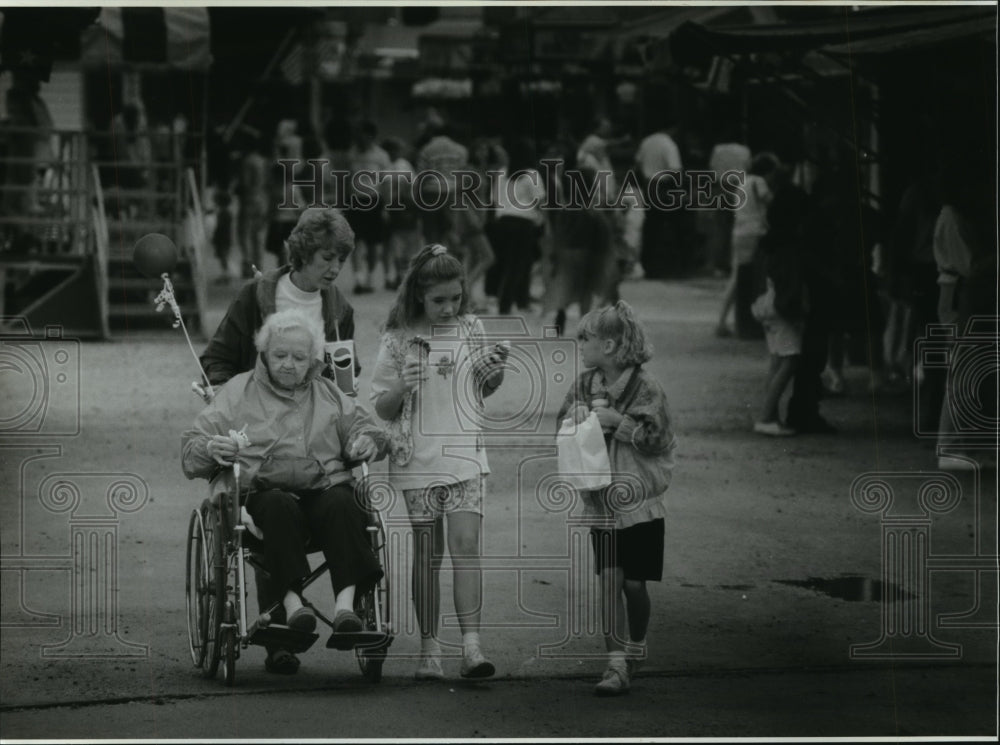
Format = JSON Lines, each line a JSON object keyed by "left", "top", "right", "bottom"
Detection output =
{"left": 1, "top": 127, "right": 209, "bottom": 338}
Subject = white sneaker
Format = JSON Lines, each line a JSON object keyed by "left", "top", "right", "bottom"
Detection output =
{"left": 414, "top": 654, "right": 444, "bottom": 680}
{"left": 938, "top": 455, "right": 976, "bottom": 471}
{"left": 460, "top": 646, "right": 495, "bottom": 679}
{"left": 754, "top": 420, "right": 795, "bottom": 437}
{"left": 594, "top": 666, "right": 630, "bottom": 696}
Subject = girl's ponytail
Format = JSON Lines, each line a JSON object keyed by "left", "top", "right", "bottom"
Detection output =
{"left": 612, "top": 300, "right": 652, "bottom": 367}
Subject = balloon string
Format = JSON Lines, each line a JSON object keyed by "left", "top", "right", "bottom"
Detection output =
{"left": 155, "top": 274, "right": 215, "bottom": 396}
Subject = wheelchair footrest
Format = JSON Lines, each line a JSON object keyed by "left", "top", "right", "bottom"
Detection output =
{"left": 326, "top": 630, "right": 390, "bottom": 652}
{"left": 248, "top": 624, "right": 319, "bottom": 654}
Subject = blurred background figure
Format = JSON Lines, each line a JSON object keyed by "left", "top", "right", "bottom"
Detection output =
{"left": 382, "top": 136, "right": 420, "bottom": 291}
{"left": 346, "top": 120, "right": 390, "bottom": 294}
{"left": 236, "top": 132, "right": 270, "bottom": 279}
{"left": 635, "top": 119, "right": 683, "bottom": 279}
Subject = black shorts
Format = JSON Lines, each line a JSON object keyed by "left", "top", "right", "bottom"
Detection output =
{"left": 590, "top": 518, "right": 664, "bottom": 581}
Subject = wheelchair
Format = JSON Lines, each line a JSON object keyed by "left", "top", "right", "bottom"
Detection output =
{"left": 184, "top": 462, "right": 393, "bottom": 686}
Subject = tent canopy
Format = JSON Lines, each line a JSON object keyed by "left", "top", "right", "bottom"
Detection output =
{"left": 81, "top": 7, "right": 211, "bottom": 71}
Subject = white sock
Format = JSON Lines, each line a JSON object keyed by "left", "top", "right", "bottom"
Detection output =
{"left": 283, "top": 590, "right": 302, "bottom": 617}
{"left": 420, "top": 637, "right": 441, "bottom": 656}
{"left": 462, "top": 632, "right": 481, "bottom": 654}
{"left": 609, "top": 650, "right": 627, "bottom": 671}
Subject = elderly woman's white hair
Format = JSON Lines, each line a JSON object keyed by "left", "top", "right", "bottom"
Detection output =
{"left": 254, "top": 309, "right": 324, "bottom": 359}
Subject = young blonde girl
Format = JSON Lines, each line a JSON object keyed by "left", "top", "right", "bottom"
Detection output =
{"left": 370, "top": 244, "right": 507, "bottom": 680}
{"left": 556, "top": 301, "right": 676, "bottom": 696}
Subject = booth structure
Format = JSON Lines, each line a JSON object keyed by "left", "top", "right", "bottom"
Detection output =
{"left": 0, "top": 7, "right": 213, "bottom": 339}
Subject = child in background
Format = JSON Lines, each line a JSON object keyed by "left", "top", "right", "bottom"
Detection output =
{"left": 370, "top": 244, "right": 508, "bottom": 680}
{"left": 556, "top": 301, "right": 677, "bottom": 696}
{"left": 752, "top": 237, "right": 806, "bottom": 435}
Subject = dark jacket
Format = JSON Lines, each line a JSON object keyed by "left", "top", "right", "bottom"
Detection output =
{"left": 200, "top": 265, "right": 356, "bottom": 386}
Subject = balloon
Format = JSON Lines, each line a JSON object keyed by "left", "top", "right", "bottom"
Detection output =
{"left": 133, "top": 233, "right": 178, "bottom": 277}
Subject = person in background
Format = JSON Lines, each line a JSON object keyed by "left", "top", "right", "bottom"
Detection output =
{"left": 715, "top": 153, "right": 778, "bottom": 338}
{"left": 492, "top": 137, "right": 545, "bottom": 316}
{"left": 704, "top": 135, "right": 751, "bottom": 276}
{"left": 346, "top": 121, "right": 391, "bottom": 294}
{"left": 237, "top": 133, "right": 270, "bottom": 279}
{"left": 635, "top": 120, "right": 683, "bottom": 279}
{"left": 382, "top": 136, "right": 421, "bottom": 291}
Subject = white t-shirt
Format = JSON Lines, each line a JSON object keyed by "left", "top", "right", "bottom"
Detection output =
{"left": 732, "top": 174, "right": 773, "bottom": 238}
{"left": 370, "top": 317, "right": 490, "bottom": 490}
{"left": 708, "top": 143, "right": 751, "bottom": 175}
{"left": 635, "top": 132, "right": 682, "bottom": 180}
{"left": 275, "top": 273, "right": 324, "bottom": 360}
{"left": 495, "top": 168, "right": 545, "bottom": 225}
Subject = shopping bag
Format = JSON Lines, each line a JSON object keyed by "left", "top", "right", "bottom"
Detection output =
{"left": 557, "top": 411, "right": 612, "bottom": 491}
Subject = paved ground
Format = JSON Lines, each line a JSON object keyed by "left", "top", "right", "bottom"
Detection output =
{"left": 1, "top": 256, "right": 996, "bottom": 740}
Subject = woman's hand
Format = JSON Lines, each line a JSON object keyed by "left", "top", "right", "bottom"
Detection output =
{"left": 206, "top": 434, "right": 239, "bottom": 466}
{"left": 348, "top": 434, "right": 377, "bottom": 462}
{"left": 399, "top": 354, "right": 426, "bottom": 392}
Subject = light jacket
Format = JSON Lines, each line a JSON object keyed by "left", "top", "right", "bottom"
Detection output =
{"left": 557, "top": 366, "right": 677, "bottom": 529}
{"left": 182, "top": 355, "right": 386, "bottom": 491}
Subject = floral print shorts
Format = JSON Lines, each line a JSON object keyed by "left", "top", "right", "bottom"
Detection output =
{"left": 402, "top": 477, "right": 484, "bottom": 521}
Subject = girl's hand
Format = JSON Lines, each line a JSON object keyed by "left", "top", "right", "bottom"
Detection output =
{"left": 399, "top": 354, "right": 426, "bottom": 392}
{"left": 206, "top": 435, "right": 239, "bottom": 466}
{"left": 592, "top": 404, "right": 623, "bottom": 430}
{"left": 481, "top": 341, "right": 509, "bottom": 389}
{"left": 570, "top": 404, "right": 590, "bottom": 424}
{"left": 347, "top": 434, "right": 377, "bottom": 462}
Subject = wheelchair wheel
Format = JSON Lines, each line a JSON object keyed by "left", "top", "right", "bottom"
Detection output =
{"left": 185, "top": 509, "right": 208, "bottom": 668}
{"left": 221, "top": 601, "right": 237, "bottom": 687}
{"left": 357, "top": 645, "right": 386, "bottom": 683}
{"left": 200, "top": 501, "right": 225, "bottom": 679}
{"left": 354, "top": 590, "right": 386, "bottom": 682}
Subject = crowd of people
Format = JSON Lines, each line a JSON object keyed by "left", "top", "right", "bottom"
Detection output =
{"left": 704, "top": 132, "right": 995, "bottom": 463}
{"left": 207, "top": 110, "right": 714, "bottom": 331}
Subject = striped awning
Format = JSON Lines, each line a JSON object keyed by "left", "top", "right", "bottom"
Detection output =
{"left": 80, "top": 7, "right": 211, "bottom": 71}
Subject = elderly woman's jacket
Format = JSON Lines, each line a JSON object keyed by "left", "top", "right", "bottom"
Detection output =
{"left": 199, "top": 265, "right": 356, "bottom": 387}
{"left": 182, "top": 355, "right": 385, "bottom": 491}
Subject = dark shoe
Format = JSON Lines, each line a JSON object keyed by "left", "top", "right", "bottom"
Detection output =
{"left": 792, "top": 417, "right": 838, "bottom": 434}
{"left": 287, "top": 606, "right": 317, "bottom": 632}
{"left": 264, "top": 647, "right": 300, "bottom": 674}
{"left": 332, "top": 609, "right": 363, "bottom": 633}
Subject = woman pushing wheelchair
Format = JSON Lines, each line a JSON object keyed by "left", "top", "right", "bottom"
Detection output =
{"left": 182, "top": 309, "right": 388, "bottom": 670}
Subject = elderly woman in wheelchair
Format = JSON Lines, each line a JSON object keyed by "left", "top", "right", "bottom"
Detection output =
{"left": 182, "top": 309, "right": 390, "bottom": 680}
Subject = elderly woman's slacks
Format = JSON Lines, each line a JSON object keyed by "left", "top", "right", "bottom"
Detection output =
{"left": 246, "top": 483, "right": 382, "bottom": 601}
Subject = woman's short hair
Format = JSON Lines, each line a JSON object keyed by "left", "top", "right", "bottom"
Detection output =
{"left": 285, "top": 208, "right": 355, "bottom": 270}
{"left": 254, "top": 309, "right": 324, "bottom": 360}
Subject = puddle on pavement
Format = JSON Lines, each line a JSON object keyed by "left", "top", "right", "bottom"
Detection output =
{"left": 774, "top": 576, "right": 914, "bottom": 602}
